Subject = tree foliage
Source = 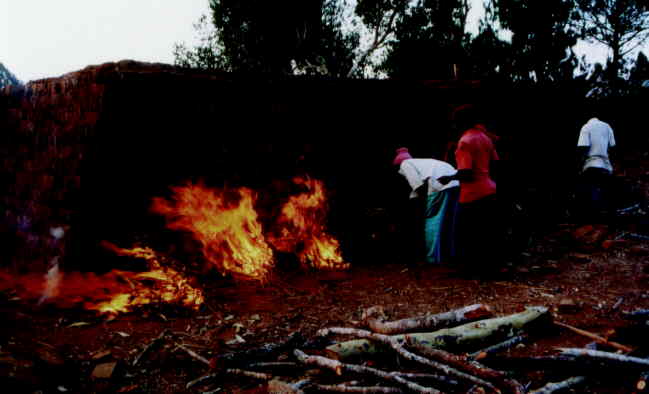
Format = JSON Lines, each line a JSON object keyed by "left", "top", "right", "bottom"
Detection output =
{"left": 575, "top": 0, "right": 649, "bottom": 83}
{"left": 380, "top": 0, "right": 471, "bottom": 79}
{"left": 490, "top": 0, "right": 578, "bottom": 84}
{"left": 174, "top": 0, "right": 358, "bottom": 77}
{"left": 0, "top": 63, "right": 21, "bottom": 89}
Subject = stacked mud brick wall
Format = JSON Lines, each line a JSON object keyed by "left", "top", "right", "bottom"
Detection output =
{"left": 2, "top": 59, "right": 615, "bottom": 269}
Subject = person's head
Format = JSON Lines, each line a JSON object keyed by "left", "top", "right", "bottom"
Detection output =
{"left": 451, "top": 104, "right": 481, "bottom": 133}
{"left": 392, "top": 147, "right": 412, "bottom": 167}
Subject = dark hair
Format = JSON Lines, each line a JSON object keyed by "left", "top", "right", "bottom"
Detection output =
{"left": 451, "top": 104, "right": 483, "bottom": 132}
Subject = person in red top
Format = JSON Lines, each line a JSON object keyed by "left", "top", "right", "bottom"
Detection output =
{"left": 438, "top": 104, "right": 502, "bottom": 276}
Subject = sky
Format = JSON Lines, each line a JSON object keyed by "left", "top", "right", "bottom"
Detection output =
{"left": 2, "top": 0, "right": 622, "bottom": 83}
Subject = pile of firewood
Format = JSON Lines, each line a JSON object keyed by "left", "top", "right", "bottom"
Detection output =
{"left": 167, "top": 304, "right": 649, "bottom": 393}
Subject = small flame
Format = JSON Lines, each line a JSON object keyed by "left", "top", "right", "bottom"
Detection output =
{"left": 0, "top": 244, "right": 204, "bottom": 317}
{"left": 93, "top": 243, "right": 204, "bottom": 316}
{"left": 151, "top": 182, "right": 274, "bottom": 281}
{"left": 270, "top": 177, "right": 347, "bottom": 270}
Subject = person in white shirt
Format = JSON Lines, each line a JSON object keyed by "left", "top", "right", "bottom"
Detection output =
{"left": 576, "top": 116, "right": 616, "bottom": 218}
{"left": 577, "top": 117, "right": 616, "bottom": 174}
{"left": 393, "top": 147, "right": 460, "bottom": 264}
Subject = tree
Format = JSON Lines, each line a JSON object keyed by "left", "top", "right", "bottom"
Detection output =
{"left": 490, "top": 0, "right": 578, "bottom": 84}
{"left": 629, "top": 51, "right": 649, "bottom": 91}
{"left": 350, "top": 0, "right": 410, "bottom": 77}
{"left": 174, "top": 0, "right": 359, "bottom": 77}
{"left": 465, "top": 21, "right": 515, "bottom": 82}
{"left": 575, "top": 0, "right": 649, "bottom": 87}
{"left": 380, "top": 0, "right": 471, "bottom": 79}
{"left": 0, "top": 63, "right": 21, "bottom": 89}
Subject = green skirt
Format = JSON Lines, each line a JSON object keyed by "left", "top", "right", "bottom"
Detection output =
{"left": 424, "top": 187, "right": 459, "bottom": 264}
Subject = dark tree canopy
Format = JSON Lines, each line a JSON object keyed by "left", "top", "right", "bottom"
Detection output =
{"left": 491, "top": 0, "right": 578, "bottom": 84}
{"left": 380, "top": 0, "right": 470, "bottom": 79}
{"left": 575, "top": 0, "right": 649, "bottom": 84}
{"left": 174, "top": 0, "right": 358, "bottom": 77}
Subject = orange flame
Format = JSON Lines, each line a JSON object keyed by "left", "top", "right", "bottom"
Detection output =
{"left": 270, "top": 177, "right": 347, "bottom": 270}
{"left": 94, "top": 243, "right": 204, "bottom": 316}
{"left": 0, "top": 244, "right": 204, "bottom": 317}
{"left": 151, "top": 182, "right": 274, "bottom": 281}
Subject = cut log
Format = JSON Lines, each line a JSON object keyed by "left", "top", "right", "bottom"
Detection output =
{"left": 469, "top": 335, "right": 527, "bottom": 360}
{"left": 326, "top": 306, "right": 549, "bottom": 360}
{"left": 554, "top": 321, "right": 633, "bottom": 353}
{"left": 293, "top": 349, "right": 441, "bottom": 394}
{"left": 318, "top": 327, "right": 496, "bottom": 391}
{"left": 529, "top": 376, "right": 586, "bottom": 394}
{"left": 362, "top": 304, "right": 493, "bottom": 335}
{"left": 637, "top": 371, "right": 649, "bottom": 391}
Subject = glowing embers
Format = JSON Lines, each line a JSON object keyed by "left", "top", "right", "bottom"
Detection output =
{"left": 0, "top": 244, "right": 204, "bottom": 317}
{"left": 269, "top": 177, "right": 347, "bottom": 270}
{"left": 95, "top": 243, "right": 204, "bottom": 316}
{"left": 151, "top": 183, "right": 274, "bottom": 281}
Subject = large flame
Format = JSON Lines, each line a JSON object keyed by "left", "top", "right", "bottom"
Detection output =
{"left": 151, "top": 183, "right": 274, "bottom": 281}
{"left": 269, "top": 177, "right": 347, "bottom": 270}
{"left": 0, "top": 244, "right": 204, "bottom": 317}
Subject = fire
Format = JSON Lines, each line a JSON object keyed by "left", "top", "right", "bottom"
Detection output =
{"left": 0, "top": 244, "right": 204, "bottom": 317}
{"left": 151, "top": 183, "right": 274, "bottom": 281}
{"left": 94, "top": 243, "right": 204, "bottom": 316}
{"left": 270, "top": 177, "right": 348, "bottom": 270}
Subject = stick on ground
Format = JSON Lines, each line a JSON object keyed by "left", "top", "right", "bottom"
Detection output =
{"left": 554, "top": 321, "right": 633, "bottom": 353}
{"left": 294, "top": 349, "right": 441, "bottom": 394}
{"left": 318, "top": 327, "right": 496, "bottom": 392}
{"left": 362, "top": 304, "right": 493, "bottom": 335}
{"left": 529, "top": 376, "right": 586, "bottom": 394}
{"left": 327, "top": 307, "right": 549, "bottom": 360}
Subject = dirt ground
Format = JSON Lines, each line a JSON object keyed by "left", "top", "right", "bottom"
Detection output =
{"left": 2, "top": 216, "right": 649, "bottom": 394}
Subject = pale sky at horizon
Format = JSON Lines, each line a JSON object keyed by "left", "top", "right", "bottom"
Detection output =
{"left": 2, "top": 0, "right": 630, "bottom": 83}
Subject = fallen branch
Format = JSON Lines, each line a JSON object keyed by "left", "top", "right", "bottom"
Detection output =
{"left": 176, "top": 344, "right": 210, "bottom": 366}
{"left": 245, "top": 361, "right": 301, "bottom": 374}
{"left": 469, "top": 335, "right": 527, "bottom": 361}
{"left": 226, "top": 368, "right": 273, "bottom": 380}
{"left": 318, "top": 327, "right": 496, "bottom": 392}
{"left": 406, "top": 339, "right": 525, "bottom": 394}
{"left": 554, "top": 321, "right": 633, "bottom": 353}
{"left": 186, "top": 373, "right": 218, "bottom": 389}
{"left": 307, "top": 383, "right": 403, "bottom": 393}
{"left": 327, "top": 306, "right": 549, "bottom": 360}
{"left": 293, "top": 349, "right": 441, "bottom": 394}
{"left": 210, "top": 331, "right": 307, "bottom": 370}
{"left": 133, "top": 329, "right": 170, "bottom": 367}
{"left": 393, "top": 372, "right": 460, "bottom": 389}
{"left": 622, "top": 309, "right": 649, "bottom": 321}
{"left": 529, "top": 376, "right": 586, "bottom": 394}
{"left": 362, "top": 304, "right": 493, "bottom": 335}
{"left": 558, "top": 348, "right": 649, "bottom": 368}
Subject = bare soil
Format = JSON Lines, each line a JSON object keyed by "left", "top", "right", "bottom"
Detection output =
{"left": 2, "top": 219, "right": 649, "bottom": 394}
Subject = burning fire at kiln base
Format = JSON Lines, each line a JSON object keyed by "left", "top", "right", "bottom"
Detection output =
{"left": 1, "top": 176, "right": 347, "bottom": 317}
